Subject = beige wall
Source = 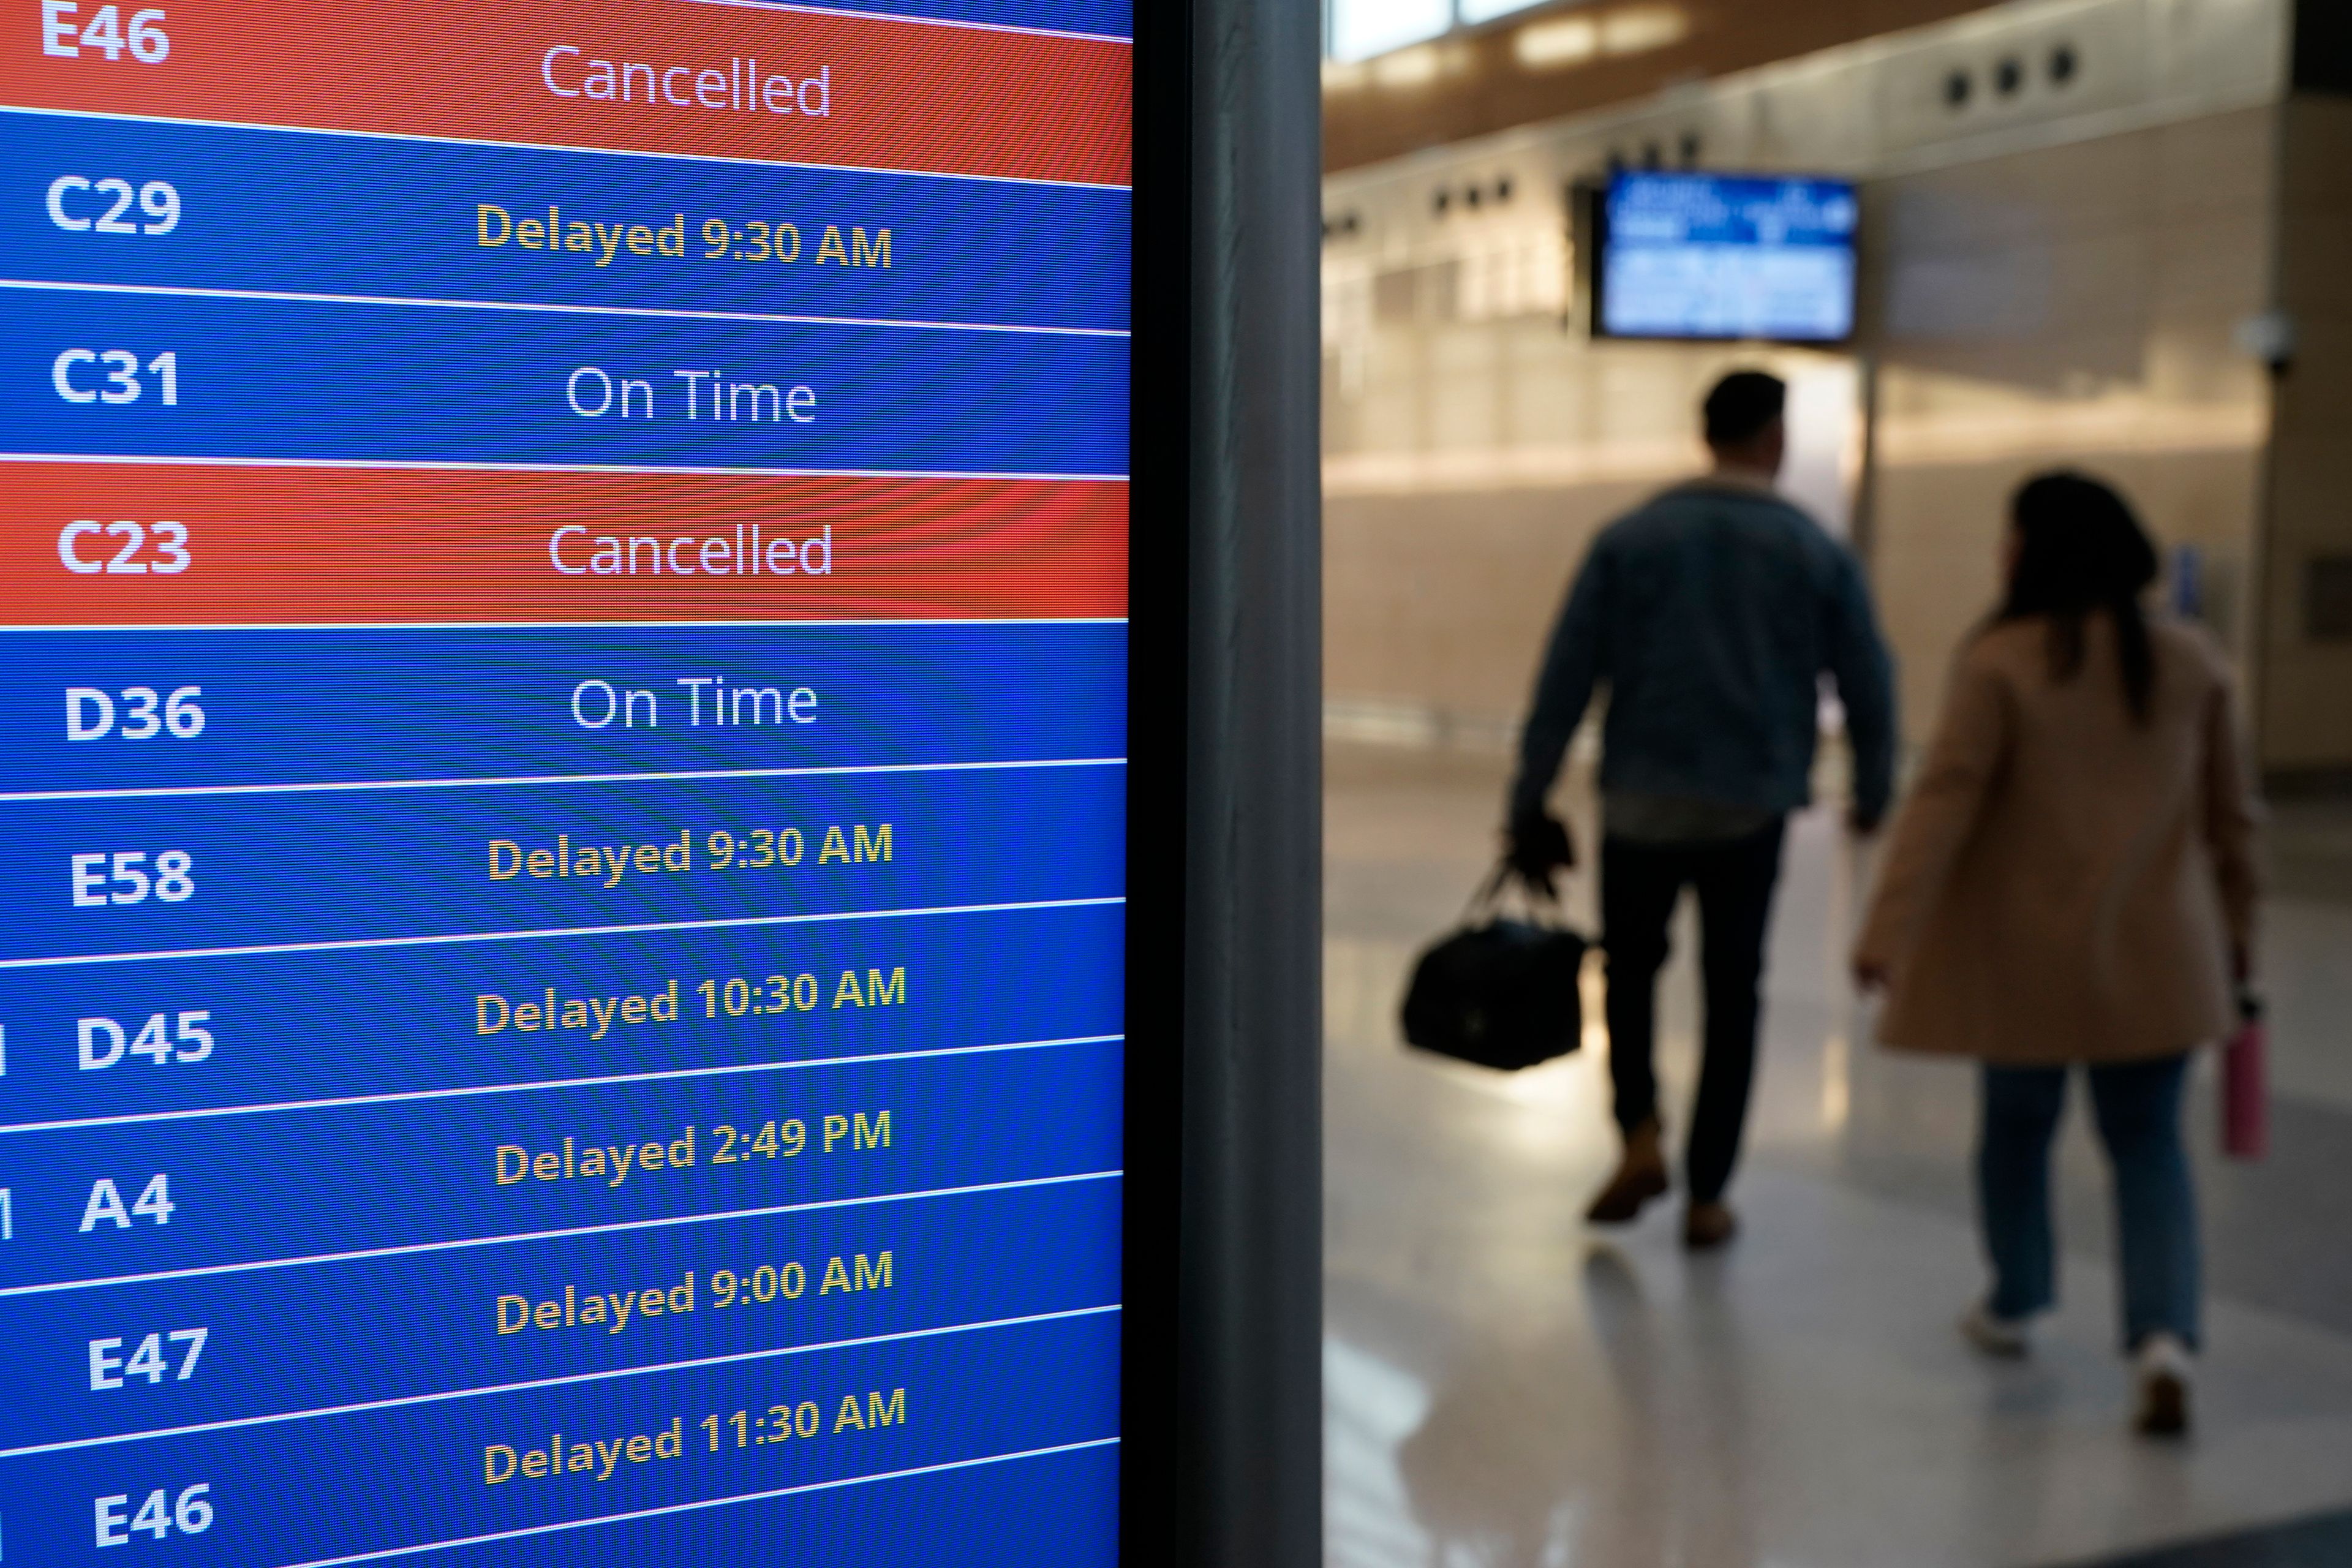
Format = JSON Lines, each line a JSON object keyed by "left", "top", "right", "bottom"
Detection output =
{"left": 1325, "top": 480, "right": 1656, "bottom": 728}
{"left": 2261, "top": 94, "right": 2352, "bottom": 775}
{"left": 1324, "top": 337, "right": 1801, "bottom": 738}
{"left": 1862, "top": 107, "right": 2277, "bottom": 742}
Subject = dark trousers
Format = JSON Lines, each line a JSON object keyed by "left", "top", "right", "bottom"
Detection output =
{"left": 1980, "top": 1057, "right": 2200, "bottom": 1350}
{"left": 1600, "top": 820, "right": 1786, "bottom": 1205}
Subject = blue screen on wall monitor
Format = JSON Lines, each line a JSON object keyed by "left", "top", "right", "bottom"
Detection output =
{"left": 0, "top": 1, "right": 1133, "bottom": 1562}
{"left": 1599, "top": 172, "right": 1858, "bottom": 342}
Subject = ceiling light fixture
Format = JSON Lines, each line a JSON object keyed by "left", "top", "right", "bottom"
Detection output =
{"left": 1372, "top": 42, "right": 1451, "bottom": 88}
{"left": 1600, "top": 5, "right": 1690, "bottom": 56}
{"left": 1515, "top": 16, "right": 1598, "bottom": 70}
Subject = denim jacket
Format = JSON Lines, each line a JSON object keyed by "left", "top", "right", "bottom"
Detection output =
{"left": 1509, "top": 477, "right": 1898, "bottom": 828}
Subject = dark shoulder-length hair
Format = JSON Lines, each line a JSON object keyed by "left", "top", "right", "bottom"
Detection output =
{"left": 1995, "top": 471, "right": 2161, "bottom": 723}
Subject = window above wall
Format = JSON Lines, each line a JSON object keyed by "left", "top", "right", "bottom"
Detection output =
{"left": 1329, "top": 0, "right": 1452, "bottom": 60}
{"left": 1458, "top": 0, "right": 1550, "bottom": 21}
{"left": 1327, "top": 0, "right": 1555, "bottom": 61}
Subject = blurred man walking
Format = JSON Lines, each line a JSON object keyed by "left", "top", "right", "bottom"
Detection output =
{"left": 1506, "top": 370, "right": 1896, "bottom": 1248}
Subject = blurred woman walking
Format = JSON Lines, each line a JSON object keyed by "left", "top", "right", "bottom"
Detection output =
{"left": 1853, "top": 472, "right": 2260, "bottom": 1437}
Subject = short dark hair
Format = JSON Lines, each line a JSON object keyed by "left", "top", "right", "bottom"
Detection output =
{"left": 1703, "top": 371, "right": 1786, "bottom": 448}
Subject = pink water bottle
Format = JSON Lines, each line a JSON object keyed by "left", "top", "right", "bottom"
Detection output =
{"left": 2222, "top": 992, "right": 2267, "bottom": 1161}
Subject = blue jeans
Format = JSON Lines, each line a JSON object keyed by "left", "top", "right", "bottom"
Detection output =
{"left": 1978, "top": 1056, "right": 2200, "bottom": 1351}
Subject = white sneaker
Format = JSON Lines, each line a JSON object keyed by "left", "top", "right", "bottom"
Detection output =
{"left": 1958, "top": 1300, "right": 2034, "bottom": 1359}
{"left": 2134, "top": 1333, "right": 2193, "bottom": 1436}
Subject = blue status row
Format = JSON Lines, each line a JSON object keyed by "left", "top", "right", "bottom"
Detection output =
{"left": 3, "top": 110, "right": 1128, "bottom": 332}
{"left": 0, "top": 762, "right": 1124, "bottom": 965}
{"left": 0, "top": 900, "right": 1121, "bottom": 1128}
{"left": 1, "top": 624, "right": 1126, "bottom": 794}
{"left": 2, "top": 286, "right": 1128, "bottom": 475}
{"left": 0, "top": 1034, "right": 1121, "bottom": 1291}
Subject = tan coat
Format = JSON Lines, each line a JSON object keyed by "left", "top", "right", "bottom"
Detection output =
{"left": 1853, "top": 612, "right": 2259, "bottom": 1065}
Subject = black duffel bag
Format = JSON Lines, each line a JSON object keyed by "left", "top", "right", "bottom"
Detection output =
{"left": 1400, "top": 864, "right": 1588, "bottom": 1071}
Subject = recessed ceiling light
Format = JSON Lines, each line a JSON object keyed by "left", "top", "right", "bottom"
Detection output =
{"left": 1515, "top": 16, "right": 1598, "bottom": 70}
{"left": 1600, "top": 5, "right": 1690, "bottom": 56}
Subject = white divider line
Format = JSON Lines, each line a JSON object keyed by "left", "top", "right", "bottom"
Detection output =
{"left": 0, "top": 1303, "right": 1122, "bottom": 1459}
{"left": 2, "top": 276, "right": 1129, "bottom": 339}
{"left": 0, "top": 1169, "right": 1123, "bottom": 1300}
{"left": 0, "top": 104, "right": 1135, "bottom": 193}
{"left": 0, "top": 755, "right": 1129, "bottom": 804}
{"left": 0, "top": 895, "right": 1128, "bottom": 971}
{"left": 0, "top": 1033, "right": 1123, "bottom": 1137}
{"left": 0, "top": 449, "right": 1131, "bottom": 481}
{"left": 0, "top": 617, "right": 1131, "bottom": 634}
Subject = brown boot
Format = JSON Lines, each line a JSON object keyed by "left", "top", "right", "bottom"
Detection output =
{"left": 1683, "top": 1202, "right": 1740, "bottom": 1251}
{"left": 1586, "top": 1118, "right": 1668, "bottom": 1224}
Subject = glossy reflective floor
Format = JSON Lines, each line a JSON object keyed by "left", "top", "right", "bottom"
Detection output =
{"left": 1324, "top": 741, "right": 2352, "bottom": 1568}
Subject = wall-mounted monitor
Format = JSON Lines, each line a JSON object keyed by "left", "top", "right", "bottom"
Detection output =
{"left": 1593, "top": 172, "right": 1860, "bottom": 343}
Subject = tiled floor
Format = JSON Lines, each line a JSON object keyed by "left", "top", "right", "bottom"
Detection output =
{"left": 1323, "top": 741, "right": 2352, "bottom": 1568}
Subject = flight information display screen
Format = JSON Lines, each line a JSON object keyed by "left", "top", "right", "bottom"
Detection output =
{"left": 1596, "top": 172, "right": 1858, "bottom": 342}
{"left": 1, "top": 1, "right": 1133, "bottom": 1562}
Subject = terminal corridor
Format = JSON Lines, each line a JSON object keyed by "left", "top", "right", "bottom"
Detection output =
{"left": 1322, "top": 740, "right": 2352, "bottom": 1568}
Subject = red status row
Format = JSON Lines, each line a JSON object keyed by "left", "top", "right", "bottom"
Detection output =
{"left": 1, "top": 462, "right": 1128, "bottom": 624}
{"left": 16, "top": 0, "right": 1129, "bottom": 186}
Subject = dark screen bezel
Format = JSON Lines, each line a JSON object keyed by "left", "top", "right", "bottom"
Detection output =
{"left": 1120, "top": 6, "right": 1188, "bottom": 1562}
